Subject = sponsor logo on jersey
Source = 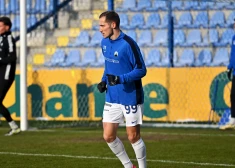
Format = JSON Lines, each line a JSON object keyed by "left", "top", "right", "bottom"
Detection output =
{"left": 105, "top": 57, "right": 119, "bottom": 63}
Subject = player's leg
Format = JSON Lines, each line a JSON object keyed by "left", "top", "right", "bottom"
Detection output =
{"left": 220, "top": 78, "right": 235, "bottom": 130}
{"left": 126, "top": 125, "right": 146, "bottom": 168}
{"left": 103, "top": 103, "right": 133, "bottom": 168}
{"left": 230, "top": 78, "right": 235, "bottom": 122}
{"left": 0, "top": 80, "right": 20, "bottom": 135}
{"left": 103, "top": 122, "right": 133, "bottom": 167}
{"left": 123, "top": 104, "right": 147, "bottom": 168}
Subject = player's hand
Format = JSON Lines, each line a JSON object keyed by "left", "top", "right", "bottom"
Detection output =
{"left": 106, "top": 74, "right": 120, "bottom": 86}
{"left": 97, "top": 81, "right": 107, "bottom": 93}
{"left": 227, "top": 69, "right": 232, "bottom": 81}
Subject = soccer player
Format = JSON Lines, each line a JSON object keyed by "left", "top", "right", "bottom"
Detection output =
{"left": 97, "top": 11, "right": 147, "bottom": 168}
{"left": 220, "top": 18, "right": 235, "bottom": 130}
{"left": 0, "top": 17, "right": 21, "bottom": 136}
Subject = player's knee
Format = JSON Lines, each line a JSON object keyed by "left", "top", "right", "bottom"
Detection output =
{"left": 103, "top": 134, "right": 116, "bottom": 143}
{"left": 128, "top": 134, "right": 140, "bottom": 143}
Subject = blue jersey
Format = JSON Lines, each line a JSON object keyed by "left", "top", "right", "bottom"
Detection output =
{"left": 228, "top": 34, "right": 235, "bottom": 75}
{"left": 100, "top": 31, "right": 147, "bottom": 105}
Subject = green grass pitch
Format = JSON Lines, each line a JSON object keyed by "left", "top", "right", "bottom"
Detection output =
{"left": 0, "top": 125, "right": 235, "bottom": 168}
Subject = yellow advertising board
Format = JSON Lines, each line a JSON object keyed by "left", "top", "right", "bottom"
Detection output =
{"left": 3, "top": 67, "right": 229, "bottom": 122}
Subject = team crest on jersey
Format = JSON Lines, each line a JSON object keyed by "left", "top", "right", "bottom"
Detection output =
{"left": 114, "top": 51, "right": 118, "bottom": 57}
{"left": 103, "top": 45, "right": 106, "bottom": 52}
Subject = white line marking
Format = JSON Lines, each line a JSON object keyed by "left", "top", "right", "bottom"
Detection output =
{"left": 1, "top": 127, "right": 234, "bottom": 137}
{"left": 0, "top": 152, "right": 234, "bottom": 167}
{"left": 143, "top": 132, "right": 235, "bottom": 137}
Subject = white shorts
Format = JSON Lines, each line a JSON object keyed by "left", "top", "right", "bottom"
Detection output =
{"left": 102, "top": 102, "right": 143, "bottom": 127}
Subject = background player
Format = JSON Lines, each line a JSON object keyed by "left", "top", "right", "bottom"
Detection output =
{"left": 0, "top": 17, "right": 21, "bottom": 136}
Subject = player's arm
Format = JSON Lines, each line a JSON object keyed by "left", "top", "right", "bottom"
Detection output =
{"left": 119, "top": 44, "right": 146, "bottom": 83}
{"left": 228, "top": 36, "right": 235, "bottom": 69}
{"left": 0, "top": 36, "right": 17, "bottom": 64}
{"left": 107, "top": 44, "right": 146, "bottom": 86}
{"left": 98, "top": 70, "right": 107, "bottom": 93}
{"left": 97, "top": 47, "right": 107, "bottom": 93}
{"left": 227, "top": 35, "right": 235, "bottom": 80}
{"left": 101, "top": 69, "right": 107, "bottom": 82}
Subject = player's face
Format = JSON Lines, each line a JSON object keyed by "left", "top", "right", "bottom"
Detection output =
{"left": 0, "top": 22, "right": 8, "bottom": 35}
{"left": 99, "top": 16, "right": 113, "bottom": 38}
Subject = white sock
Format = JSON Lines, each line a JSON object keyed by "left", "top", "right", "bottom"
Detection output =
{"left": 8, "top": 121, "right": 18, "bottom": 130}
{"left": 107, "top": 137, "right": 133, "bottom": 168}
{"left": 132, "top": 138, "right": 147, "bottom": 168}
